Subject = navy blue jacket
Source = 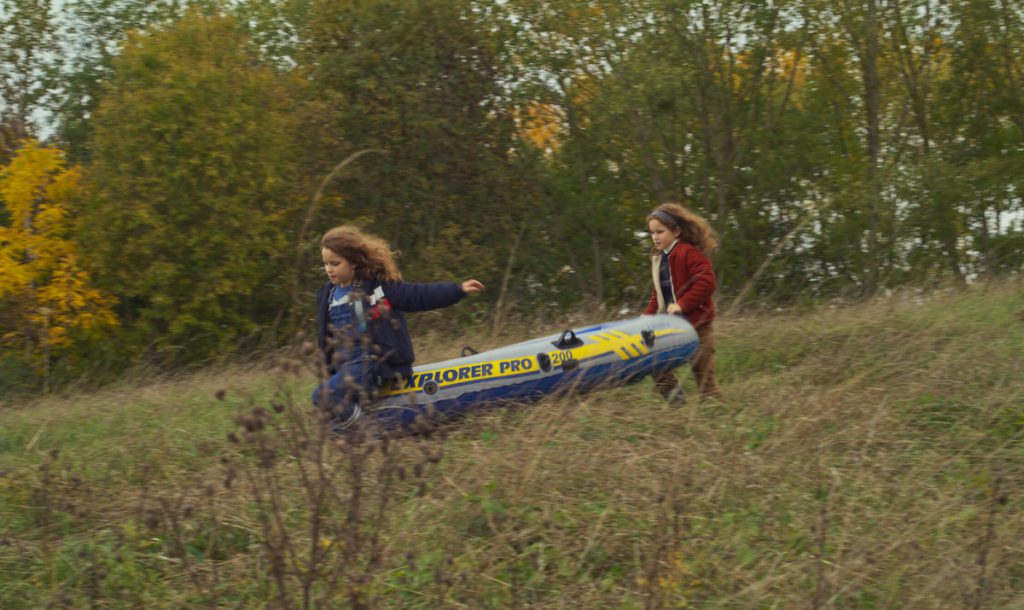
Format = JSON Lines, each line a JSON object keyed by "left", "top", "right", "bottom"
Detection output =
{"left": 316, "top": 279, "right": 465, "bottom": 381}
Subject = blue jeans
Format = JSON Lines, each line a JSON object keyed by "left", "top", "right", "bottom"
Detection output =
{"left": 311, "top": 358, "right": 374, "bottom": 428}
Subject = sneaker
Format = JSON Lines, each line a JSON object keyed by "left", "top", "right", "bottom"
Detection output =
{"left": 663, "top": 386, "right": 686, "bottom": 406}
{"left": 329, "top": 403, "right": 363, "bottom": 434}
{"left": 698, "top": 392, "right": 724, "bottom": 405}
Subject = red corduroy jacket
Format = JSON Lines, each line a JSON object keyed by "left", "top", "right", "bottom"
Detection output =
{"left": 644, "top": 242, "right": 717, "bottom": 328}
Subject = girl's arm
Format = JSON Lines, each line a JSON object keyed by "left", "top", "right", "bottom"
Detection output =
{"left": 381, "top": 280, "right": 481, "bottom": 312}
{"left": 316, "top": 283, "right": 330, "bottom": 349}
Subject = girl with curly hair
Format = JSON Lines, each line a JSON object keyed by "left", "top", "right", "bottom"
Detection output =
{"left": 645, "top": 203, "right": 722, "bottom": 404}
{"left": 312, "top": 225, "right": 484, "bottom": 425}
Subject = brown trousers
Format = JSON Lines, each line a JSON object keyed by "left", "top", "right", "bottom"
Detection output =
{"left": 653, "top": 322, "right": 721, "bottom": 400}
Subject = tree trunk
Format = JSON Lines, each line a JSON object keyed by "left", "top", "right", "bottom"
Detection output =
{"left": 860, "top": 0, "right": 884, "bottom": 294}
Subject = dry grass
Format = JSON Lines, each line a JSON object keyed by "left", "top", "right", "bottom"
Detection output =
{"left": 1, "top": 280, "right": 1022, "bottom": 608}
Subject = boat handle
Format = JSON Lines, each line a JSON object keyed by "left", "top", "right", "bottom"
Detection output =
{"left": 461, "top": 346, "right": 478, "bottom": 357}
{"left": 641, "top": 330, "right": 655, "bottom": 347}
{"left": 536, "top": 352, "right": 552, "bottom": 372}
{"left": 552, "top": 329, "right": 583, "bottom": 349}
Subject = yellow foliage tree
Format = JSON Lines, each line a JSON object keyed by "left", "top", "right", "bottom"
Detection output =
{"left": 0, "top": 140, "right": 117, "bottom": 382}
{"left": 515, "top": 100, "right": 566, "bottom": 152}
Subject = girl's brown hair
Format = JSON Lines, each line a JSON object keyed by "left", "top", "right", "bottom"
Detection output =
{"left": 321, "top": 225, "right": 403, "bottom": 282}
{"left": 647, "top": 203, "right": 719, "bottom": 256}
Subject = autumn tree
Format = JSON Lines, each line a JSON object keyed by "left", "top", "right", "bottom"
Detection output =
{"left": 0, "top": 140, "right": 116, "bottom": 389}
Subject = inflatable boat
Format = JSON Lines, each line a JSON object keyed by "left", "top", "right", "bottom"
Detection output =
{"left": 347, "top": 314, "right": 699, "bottom": 430}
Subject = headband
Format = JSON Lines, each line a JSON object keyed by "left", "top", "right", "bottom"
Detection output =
{"left": 649, "top": 209, "right": 677, "bottom": 228}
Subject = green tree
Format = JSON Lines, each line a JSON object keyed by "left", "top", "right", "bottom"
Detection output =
{"left": 639, "top": 0, "right": 824, "bottom": 297}
{"left": 80, "top": 11, "right": 302, "bottom": 362}
{"left": 300, "top": 0, "right": 523, "bottom": 293}
{"left": 934, "top": 0, "right": 1024, "bottom": 277}
{"left": 502, "top": 0, "right": 832, "bottom": 304}
{"left": 501, "top": 0, "right": 1024, "bottom": 306}
{"left": 55, "top": 0, "right": 195, "bottom": 160}
{"left": 497, "top": 0, "right": 646, "bottom": 306}
{"left": 0, "top": 0, "right": 59, "bottom": 160}
{"left": 55, "top": 0, "right": 273, "bottom": 161}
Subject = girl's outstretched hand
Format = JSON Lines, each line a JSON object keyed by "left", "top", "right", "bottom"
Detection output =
{"left": 666, "top": 303, "right": 682, "bottom": 315}
{"left": 461, "top": 279, "right": 485, "bottom": 294}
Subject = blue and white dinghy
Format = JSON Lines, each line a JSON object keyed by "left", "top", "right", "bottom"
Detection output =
{"left": 345, "top": 314, "right": 699, "bottom": 430}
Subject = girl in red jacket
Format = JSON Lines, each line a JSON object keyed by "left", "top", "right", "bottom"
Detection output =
{"left": 644, "top": 203, "right": 722, "bottom": 403}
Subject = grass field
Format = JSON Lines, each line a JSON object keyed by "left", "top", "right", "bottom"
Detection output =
{"left": 1, "top": 281, "right": 1022, "bottom": 608}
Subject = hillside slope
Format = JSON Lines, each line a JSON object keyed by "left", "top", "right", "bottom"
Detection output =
{"left": 1, "top": 281, "right": 1022, "bottom": 608}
